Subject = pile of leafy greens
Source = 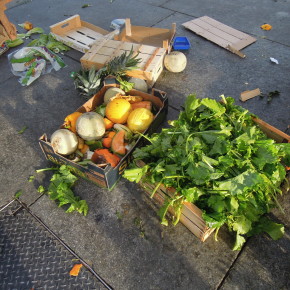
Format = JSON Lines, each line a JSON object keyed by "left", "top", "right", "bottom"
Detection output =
{"left": 123, "top": 94, "right": 290, "bottom": 250}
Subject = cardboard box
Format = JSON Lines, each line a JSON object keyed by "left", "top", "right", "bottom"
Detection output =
{"left": 39, "top": 85, "right": 168, "bottom": 190}
{"left": 136, "top": 118, "right": 290, "bottom": 242}
{"left": 50, "top": 15, "right": 112, "bottom": 53}
{"left": 115, "top": 19, "right": 176, "bottom": 53}
{"left": 80, "top": 39, "right": 167, "bottom": 87}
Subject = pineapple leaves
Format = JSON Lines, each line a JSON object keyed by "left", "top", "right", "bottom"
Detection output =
{"left": 73, "top": 48, "right": 141, "bottom": 99}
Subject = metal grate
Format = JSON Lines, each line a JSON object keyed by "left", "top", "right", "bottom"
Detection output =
{"left": 0, "top": 200, "right": 112, "bottom": 290}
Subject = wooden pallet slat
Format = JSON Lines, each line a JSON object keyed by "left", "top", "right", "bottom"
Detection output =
{"left": 182, "top": 16, "right": 256, "bottom": 57}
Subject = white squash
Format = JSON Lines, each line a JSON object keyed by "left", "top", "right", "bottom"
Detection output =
{"left": 128, "top": 77, "right": 148, "bottom": 93}
{"left": 76, "top": 112, "right": 105, "bottom": 141}
{"left": 104, "top": 87, "right": 125, "bottom": 104}
{"left": 164, "top": 51, "right": 187, "bottom": 73}
{"left": 51, "top": 129, "right": 78, "bottom": 155}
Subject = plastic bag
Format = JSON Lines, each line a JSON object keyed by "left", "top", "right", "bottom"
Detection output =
{"left": 110, "top": 19, "right": 125, "bottom": 31}
{"left": 8, "top": 46, "right": 66, "bottom": 86}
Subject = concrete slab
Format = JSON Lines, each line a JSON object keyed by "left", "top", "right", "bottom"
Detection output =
{"left": 1, "top": 0, "right": 290, "bottom": 289}
{"left": 154, "top": 12, "right": 290, "bottom": 131}
{"left": 30, "top": 176, "right": 238, "bottom": 289}
{"left": 162, "top": 0, "right": 290, "bottom": 46}
{"left": 220, "top": 185, "right": 290, "bottom": 290}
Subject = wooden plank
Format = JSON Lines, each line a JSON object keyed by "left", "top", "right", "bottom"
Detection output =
{"left": 200, "top": 16, "right": 251, "bottom": 39}
{"left": 190, "top": 18, "right": 241, "bottom": 44}
{"left": 125, "top": 18, "right": 132, "bottom": 36}
{"left": 183, "top": 16, "right": 256, "bottom": 57}
{"left": 183, "top": 21, "right": 232, "bottom": 49}
{"left": 240, "top": 88, "right": 261, "bottom": 102}
{"left": 233, "top": 36, "right": 257, "bottom": 50}
{"left": 143, "top": 48, "right": 160, "bottom": 71}
{"left": 77, "top": 27, "right": 104, "bottom": 40}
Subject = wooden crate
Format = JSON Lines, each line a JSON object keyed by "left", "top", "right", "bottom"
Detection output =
{"left": 50, "top": 15, "right": 112, "bottom": 53}
{"left": 135, "top": 118, "right": 290, "bottom": 242}
{"left": 115, "top": 18, "right": 176, "bottom": 53}
{"left": 80, "top": 39, "right": 167, "bottom": 86}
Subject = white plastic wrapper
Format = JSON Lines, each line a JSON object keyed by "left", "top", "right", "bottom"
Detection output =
{"left": 110, "top": 19, "right": 125, "bottom": 31}
{"left": 8, "top": 46, "right": 66, "bottom": 86}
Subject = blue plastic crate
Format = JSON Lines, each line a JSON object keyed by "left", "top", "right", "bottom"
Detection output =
{"left": 173, "top": 36, "right": 191, "bottom": 50}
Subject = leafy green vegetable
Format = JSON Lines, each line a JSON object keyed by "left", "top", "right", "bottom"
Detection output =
{"left": 37, "top": 165, "right": 88, "bottom": 215}
{"left": 123, "top": 94, "right": 290, "bottom": 250}
{"left": 27, "top": 33, "right": 70, "bottom": 53}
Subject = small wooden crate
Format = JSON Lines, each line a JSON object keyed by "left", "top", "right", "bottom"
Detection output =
{"left": 50, "top": 15, "right": 111, "bottom": 53}
{"left": 115, "top": 19, "right": 176, "bottom": 53}
{"left": 135, "top": 118, "right": 290, "bottom": 242}
{"left": 80, "top": 39, "right": 167, "bottom": 86}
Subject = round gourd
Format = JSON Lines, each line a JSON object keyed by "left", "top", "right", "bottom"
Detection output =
{"left": 76, "top": 112, "right": 105, "bottom": 141}
{"left": 164, "top": 51, "right": 187, "bottom": 73}
{"left": 51, "top": 129, "right": 78, "bottom": 155}
{"left": 104, "top": 87, "right": 125, "bottom": 104}
{"left": 128, "top": 77, "right": 148, "bottom": 93}
{"left": 127, "top": 108, "right": 154, "bottom": 133}
{"left": 105, "top": 98, "right": 132, "bottom": 124}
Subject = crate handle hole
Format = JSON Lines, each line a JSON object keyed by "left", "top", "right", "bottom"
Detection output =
{"left": 61, "top": 23, "right": 69, "bottom": 28}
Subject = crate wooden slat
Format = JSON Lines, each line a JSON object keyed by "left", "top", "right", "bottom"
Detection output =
{"left": 182, "top": 16, "right": 256, "bottom": 58}
{"left": 81, "top": 39, "right": 167, "bottom": 86}
{"left": 136, "top": 161, "right": 215, "bottom": 242}
{"left": 50, "top": 15, "right": 111, "bottom": 53}
{"left": 135, "top": 118, "right": 290, "bottom": 242}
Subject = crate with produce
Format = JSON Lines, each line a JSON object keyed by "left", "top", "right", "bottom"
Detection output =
{"left": 39, "top": 83, "right": 167, "bottom": 190}
{"left": 123, "top": 94, "right": 290, "bottom": 250}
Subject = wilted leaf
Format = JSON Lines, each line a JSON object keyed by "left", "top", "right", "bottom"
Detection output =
{"left": 260, "top": 24, "right": 272, "bottom": 31}
{"left": 69, "top": 263, "right": 83, "bottom": 276}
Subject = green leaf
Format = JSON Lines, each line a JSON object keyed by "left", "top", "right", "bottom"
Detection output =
{"left": 201, "top": 98, "right": 226, "bottom": 116}
{"left": 37, "top": 185, "right": 46, "bottom": 194}
{"left": 15, "top": 190, "right": 23, "bottom": 199}
{"left": 18, "top": 126, "right": 28, "bottom": 134}
{"left": 232, "top": 216, "right": 252, "bottom": 234}
{"left": 181, "top": 187, "right": 204, "bottom": 203}
{"left": 123, "top": 165, "right": 149, "bottom": 183}
{"left": 208, "top": 195, "right": 226, "bottom": 213}
{"left": 232, "top": 233, "right": 246, "bottom": 251}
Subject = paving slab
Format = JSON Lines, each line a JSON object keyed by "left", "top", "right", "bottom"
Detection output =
{"left": 220, "top": 184, "right": 290, "bottom": 290}
{"left": 162, "top": 0, "right": 290, "bottom": 46}
{"left": 30, "top": 176, "right": 238, "bottom": 289}
{"left": 154, "top": 12, "right": 290, "bottom": 131}
{"left": 1, "top": 0, "right": 290, "bottom": 289}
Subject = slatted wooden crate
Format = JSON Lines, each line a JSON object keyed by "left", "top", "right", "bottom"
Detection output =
{"left": 80, "top": 39, "right": 167, "bottom": 86}
{"left": 115, "top": 18, "right": 176, "bottom": 53}
{"left": 50, "top": 15, "right": 112, "bottom": 53}
{"left": 135, "top": 118, "right": 290, "bottom": 242}
{"left": 183, "top": 16, "right": 256, "bottom": 58}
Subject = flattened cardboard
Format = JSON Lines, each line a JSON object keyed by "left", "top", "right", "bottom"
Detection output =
{"left": 240, "top": 88, "right": 261, "bottom": 102}
{"left": 182, "top": 16, "right": 256, "bottom": 58}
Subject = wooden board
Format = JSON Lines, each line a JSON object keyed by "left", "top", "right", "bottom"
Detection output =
{"left": 182, "top": 16, "right": 256, "bottom": 58}
{"left": 81, "top": 39, "right": 167, "bottom": 86}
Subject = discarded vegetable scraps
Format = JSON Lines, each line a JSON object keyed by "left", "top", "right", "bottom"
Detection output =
{"left": 36, "top": 165, "right": 88, "bottom": 215}
{"left": 18, "top": 21, "right": 33, "bottom": 31}
{"left": 260, "top": 24, "right": 272, "bottom": 30}
{"left": 260, "top": 90, "right": 280, "bottom": 103}
{"left": 69, "top": 263, "right": 83, "bottom": 276}
{"left": 123, "top": 94, "right": 290, "bottom": 250}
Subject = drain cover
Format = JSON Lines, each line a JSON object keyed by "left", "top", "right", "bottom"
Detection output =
{"left": 0, "top": 201, "right": 110, "bottom": 290}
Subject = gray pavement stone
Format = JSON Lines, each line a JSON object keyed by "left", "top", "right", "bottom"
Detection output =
{"left": 1, "top": 0, "right": 290, "bottom": 289}
{"left": 162, "top": 0, "right": 290, "bottom": 46}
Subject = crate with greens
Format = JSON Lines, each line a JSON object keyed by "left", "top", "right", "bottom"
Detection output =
{"left": 123, "top": 94, "right": 290, "bottom": 250}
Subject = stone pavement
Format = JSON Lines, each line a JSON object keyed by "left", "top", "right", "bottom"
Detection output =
{"left": 1, "top": 0, "right": 290, "bottom": 289}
